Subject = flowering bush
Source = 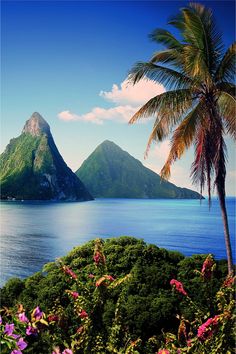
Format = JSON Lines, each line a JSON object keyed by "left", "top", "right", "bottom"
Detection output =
{"left": 157, "top": 258, "right": 235, "bottom": 353}
{"left": 0, "top": 238, "right": 234, "bottom": 353}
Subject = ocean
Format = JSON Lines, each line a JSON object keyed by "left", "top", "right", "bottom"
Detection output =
{"left": 0, "top": 197, "right": 235, "bottom": 287}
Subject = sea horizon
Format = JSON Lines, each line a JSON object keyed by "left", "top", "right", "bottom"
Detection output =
{"left": 1, "top": 197, "right": 235, "bottom": 287}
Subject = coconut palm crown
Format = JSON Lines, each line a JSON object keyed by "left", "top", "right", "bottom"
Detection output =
{"left": 128, "top": 3, "right": 235, "bottom": 274}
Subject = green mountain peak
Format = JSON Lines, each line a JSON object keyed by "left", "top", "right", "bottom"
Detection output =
{"left": 0, "top": 113, "right": 93, "bottom": 201}
{"left": 76, "top": 140, "right": 203, "bottom": 199}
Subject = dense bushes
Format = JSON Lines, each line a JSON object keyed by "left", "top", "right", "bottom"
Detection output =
{"left": 0, "top": 237, "right": 234, "bottom": 353}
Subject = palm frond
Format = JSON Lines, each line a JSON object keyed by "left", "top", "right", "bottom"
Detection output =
{"left": 168, "top": 11, "right": 185, "bottom": 32}
{"left": 171, "top": 3, "right": 223, "bottom": 78}
{"left": 182, "top": 45, "right": 208, "bottom": 80}
{"left": 190, "top": 3, "right": 224, "bottom": 64}
{"left": 217, "top": 82, "right": 236, "bottom": 98}
{"left": 149, "top": 28, "right": 183, "bottom": 50}
{"left": 128, "top": 62, "right": 192, "bottom": 89}
{"left": 150, "top": 49, "right": 182, "bottom": 67}
{"left": 215, "top": 42, "right": 236, "bottom": 83}
{"left": 129, "top": 89, "right": 194, "bottom": 125}
{"left": 160, "top": 101, "right": 202, "bottom": 180}
{"left": 190, "top": 128, "right": 213, "bottom": 200}
{"left": 217, "top": 92, "right": 236, "bottom": 140}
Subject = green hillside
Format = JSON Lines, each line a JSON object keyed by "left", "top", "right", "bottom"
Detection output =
{"left": 76, "top": 140, "right": 202, "bottom": 199}
{"left": 0, "top": 113, "right": 93, "bottom": 201}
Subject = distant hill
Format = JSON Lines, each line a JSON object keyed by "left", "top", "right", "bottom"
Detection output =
{"left": 76, "top": 140, "right": 202, "bottom": 199}
{"left": 0, "top": 112, "right": 93, "bottom": 201}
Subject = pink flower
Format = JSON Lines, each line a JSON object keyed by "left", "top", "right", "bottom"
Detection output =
{"left": 32, "top": 306, "right": 43, "bottom": 320}
{"left": 52, "top": 347, "right": 61, "bottom": 354}
{"left": 62, "top": 350, "right": 73, "bottom": 354}
{"left": 170, "top": 279, "right": 188, "bottom": 296}
{"left": 88, "top": 273, "right": 95, "bottom": 278}
{"left": 71, "top": 291, "right": 79, "bottom": 299}
{"left": 62, "top": 266, "right": 77, "bottom": 279}
{"left": 79, "top": 310, "right": 88, "bottom": 318}
{"left": 93, "top": 251, "right": 105, "bottom": 265}
{"left": 17, "top": 337, "right": 28, "bottom": 350}
{"left": 0, "top": 315, "right": 2, "bottom": 324}
{"left": 197, "top": 315, "right": 219, "bottom": 341}
{"left": 11, "top": 351, "right": 22, "bottom": 354}
{"left": 18, "top": 312, "right": 29, "bottom": 323}
{"left": 4, "top": 323, "right": 14, "bottom": 336}
{"left": 157, "top": 350, "right": 170, "bottom": 354}
{"left": 26, "top": 326, "right": 38, "bottom": 336}
{"left": 201, "top": 255, "right": 214, "bottom": 280}
{"left": 12, "top": 334, "right": 21, "bottom": 340}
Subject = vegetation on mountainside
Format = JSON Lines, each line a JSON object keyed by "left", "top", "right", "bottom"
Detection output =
{"left": 1, "top": 237, "right": 235, "bottom": 353}
{"left": 128, "top": 2, "right": 236, "bottom": 274}
{"left": 0, "top": 121, "right": 92, "bottom": 201}
{"left": 0, "top": 133, "right": 53, "bottom": 199}
{"left": 77, "top": 140, "right": 201, "bottom": 199}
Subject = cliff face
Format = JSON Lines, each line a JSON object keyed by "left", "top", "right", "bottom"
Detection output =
{"left": 76, "top": 140, "right": 203, "bottom": 199}
{"left": 0, "top": 112, "right": 93, "bottom": 201}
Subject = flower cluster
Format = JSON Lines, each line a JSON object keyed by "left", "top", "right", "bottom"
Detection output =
{"left": 0, "top": 306, "right": 46, "bottom": 353}
{"left": 170, "top": 279, "right": 188, "bottom": 296}
{"left": 223, "top": 274, "right": 235, "bottom": 288}
{"left": 66, "top": 290, "right": 79, "bottom": 299}
{"left": 62, "top": 265, "right": 78, "bottom": 279}
{"left": 93, "top": 238, "right": 106, "bottom": 266}
{"left": 4, "top": 323, "right": 28, "bottom": 353}
{"left": 201, "top": 254, "right": 214, "bottom": 280}
{"left": 197, "top": 315, "right": 219, "bottom": 341}
{"left": 93, "top": 251, "right": 106, "bottom": 266}
{"left": 79, "top": 309, "right": 88, "bottom": 319}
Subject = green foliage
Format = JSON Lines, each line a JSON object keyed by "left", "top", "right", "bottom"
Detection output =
{"left": 0, "top": 125, "right": 92, "bottom": 200}
{"left": 1, "top": 236, "right": 232, "bottom": 354}
{"left": 76, "top": 140, "right": 201, "bottom": 199}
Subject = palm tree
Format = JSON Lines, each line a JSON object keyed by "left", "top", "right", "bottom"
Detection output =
{"left": 128, "top": 3, "right": 235, "bottom": 274}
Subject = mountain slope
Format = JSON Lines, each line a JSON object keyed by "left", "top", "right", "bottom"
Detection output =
{"left": 0, "top": 112, "right": 93, "bottom": 201}
{"left": 76, "top": 140, "right": 202, "bottom": 199}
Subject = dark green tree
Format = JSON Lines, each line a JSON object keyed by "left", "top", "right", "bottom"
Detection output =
{"left": 128, "top": 3, "right": 235, "bottom": 274}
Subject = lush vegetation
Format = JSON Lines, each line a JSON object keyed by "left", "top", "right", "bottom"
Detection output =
{"left": 128, "top": 2, "right": 236, "bottom": 274}
{"left": 1, "top": 237, "right": 235, "bottom": 353}
{"left": 0, "top": 114, "right": 92, "bottom": 201}
{"left": 77, "top": 140, "right": 201, "bottom": 199}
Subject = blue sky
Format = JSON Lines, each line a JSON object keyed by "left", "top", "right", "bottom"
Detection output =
{"left": 1, "top": 0, "right": 235, "bottom": 195}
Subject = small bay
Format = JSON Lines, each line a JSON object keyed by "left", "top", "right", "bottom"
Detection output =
{"left": 0, "top": 197, "right": 235, "bottom": 287}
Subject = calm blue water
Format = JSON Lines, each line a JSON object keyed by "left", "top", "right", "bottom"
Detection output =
{"left": 0, "top": 198, "right": 235, "bottom": 287}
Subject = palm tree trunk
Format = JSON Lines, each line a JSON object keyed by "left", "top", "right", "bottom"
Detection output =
{"left": 216, "top": 184, "right": 234, "bottom": 275}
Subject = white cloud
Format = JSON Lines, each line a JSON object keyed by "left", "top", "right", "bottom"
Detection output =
{"left": 149, "top": 140, "right": 171, "bottom": 161}
{"left": 58, "top": 78, "right": 165, "bottom": 125}
{"left": 58, "top": 105, "right": 138, "bottom": 125}
{"left": 100, "top": 78, "right": 165, "bottom": 105}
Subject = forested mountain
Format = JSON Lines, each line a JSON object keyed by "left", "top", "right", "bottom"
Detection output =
{"left": 76, "top": 140, "right": 202, "bottom": 199}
